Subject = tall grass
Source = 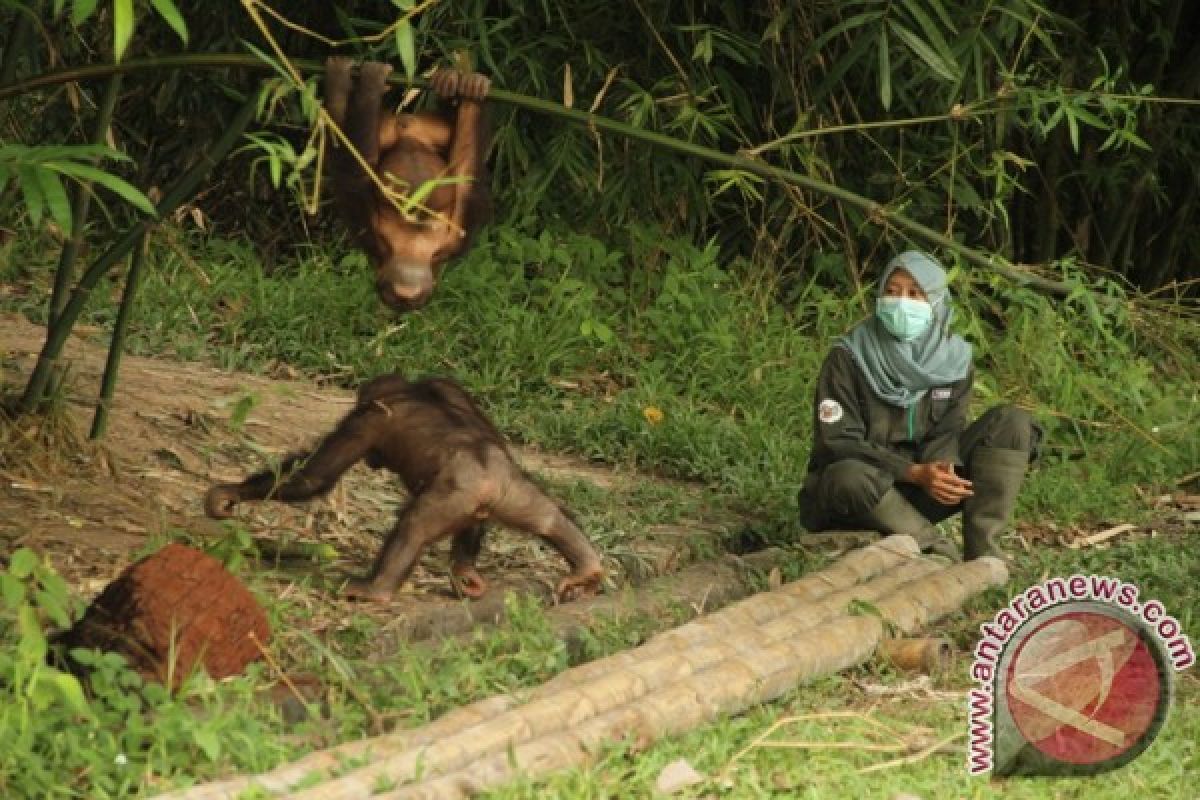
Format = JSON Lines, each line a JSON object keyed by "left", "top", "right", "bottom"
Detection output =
{"left": 3, "top": 220, "right": 1196, "bottom": 528}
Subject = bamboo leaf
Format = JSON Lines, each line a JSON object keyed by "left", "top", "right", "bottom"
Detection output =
{"left": 47, "top": 162, "right": 157, "bottom": 215}
{"left": 149, "top": 0, "right": 188, "bottom": 45}
{"left": 113, "top": 0, "right": 134, "bottom": 63}
{"left": 69, "top": 0, "right": 99, "bottom": 25}
{"left": 808, "top": 11, "right": 885, "bottom": 55}
{"left": 899, "top": 0, "right": 958, "bottom": 62}
{"left": 878, "top": 26, "right": 892, "bottom": 110}
{"left": 18, "top": 165, "right": 45, "bottom": 226}
{"left": 888, "top": 21, "right": 959, "bottom": 82}
{"left": 921, "top": 0, "right": 957, "bottom": 32}
{"left": 34, "top": 167, "right": 73, "bottom": 234}
{"left": 1067, "top": 101, "right": 1106, "bottom": 129}
{"left": 394, "top": 18, "right": 415, "bottom": 79}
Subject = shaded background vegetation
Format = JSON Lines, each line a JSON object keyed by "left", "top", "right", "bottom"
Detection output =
{"left": 3, "top": 0, "right": 1198, "bottom": 289}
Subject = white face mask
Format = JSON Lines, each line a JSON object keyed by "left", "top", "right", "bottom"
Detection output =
{"left": 876, "top": 296, "right": 933, "bottom": 341}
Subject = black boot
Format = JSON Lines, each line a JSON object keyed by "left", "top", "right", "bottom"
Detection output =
{"left": 962, "top": 446, "right": 1029, "bottom": 561}
{"left": 863, "top": 489, "right": 960, "bottom": 560}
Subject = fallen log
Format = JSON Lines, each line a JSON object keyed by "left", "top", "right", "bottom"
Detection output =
{"left": 371, "top": 546, "right": 788, "bottom": 652}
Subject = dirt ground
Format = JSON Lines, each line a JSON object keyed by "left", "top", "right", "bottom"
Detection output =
{"left": 0, "top": 312, "right": 739, "bottom": 644}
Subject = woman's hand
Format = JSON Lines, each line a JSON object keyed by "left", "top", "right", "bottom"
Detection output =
{"left": 905, "top": 461, "right": 974, "bottom": 505}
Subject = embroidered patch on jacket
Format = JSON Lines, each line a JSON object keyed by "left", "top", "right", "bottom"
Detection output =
{"left": 818, "top": 398, "right": 844, "bottom": 424}
{"left": 932, "top": 388, "right": 953, "bottom": 400}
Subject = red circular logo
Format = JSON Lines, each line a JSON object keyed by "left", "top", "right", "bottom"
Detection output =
{"left": 1005, "top": 610, "right": 1163, "bottom": 765}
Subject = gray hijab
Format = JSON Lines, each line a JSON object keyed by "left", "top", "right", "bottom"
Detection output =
{"left": 837, "top": 250, "right": 972, "bottom": 407}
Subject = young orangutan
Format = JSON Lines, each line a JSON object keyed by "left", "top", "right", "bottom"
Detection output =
{"left": 205, "top": 375, "right": 605, "bottom": 603}
{"left": 323, "top": 57, "right": 493, "bottom": 311}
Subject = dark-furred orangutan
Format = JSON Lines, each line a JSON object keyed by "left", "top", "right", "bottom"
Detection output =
{"left": 324, "top": 57, "right": 492, "bottom": 311}
{"left": 205, "top": 375, "right": 606, "bottom": 603}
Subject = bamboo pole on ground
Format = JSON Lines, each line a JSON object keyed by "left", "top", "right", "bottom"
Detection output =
{"left": 154, "top": 536, "right": 923, "bottom": 800}
{"left": 159, "top": 544, "right": 1003, "bottom": 800}
{"left": 380, "top": 558, "right": 1008, "bottom": 799}
{"left": 280, "top": 561, "right": 946, "bottom": 800}
{"left": 160, "top": 540, "right": 1000, "bottom": 800}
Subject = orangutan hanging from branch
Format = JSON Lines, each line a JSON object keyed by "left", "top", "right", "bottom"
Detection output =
{"left": 323, "top": 57, "right": 493, "bottom": 311}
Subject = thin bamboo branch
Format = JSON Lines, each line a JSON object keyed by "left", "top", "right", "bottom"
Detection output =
{"left": 18, "top": 91, "right": 261, "bottom": 414}
{"left": 49, "top": 73, "right": 124, "bottom": 324}
{"left": 1, "top": 54, "right": 1077, "bottom": 297}
{"left": 89, "top": 231, "right": 146, "bottom": 439}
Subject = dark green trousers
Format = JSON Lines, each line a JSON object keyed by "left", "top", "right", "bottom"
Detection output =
{"left": 799, "top": 404, "right": 1039, "bottom": 532}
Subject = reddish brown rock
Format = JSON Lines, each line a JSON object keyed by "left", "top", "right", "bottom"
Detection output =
{"left": 63, "top": 542, "right": 270, "bottom": 687}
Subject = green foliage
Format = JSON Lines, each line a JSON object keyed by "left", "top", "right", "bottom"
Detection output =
{"left": 0, "top": 144, "right": 156, "bottom": 235}
{"left": 53, "top": 0, "right": 188, "bottom": 61}
{"left": 6, "top": 218, "right": 1193, "bottom": 526}
{"left": 0, "top": 549, "right": 290, "bottom": 798}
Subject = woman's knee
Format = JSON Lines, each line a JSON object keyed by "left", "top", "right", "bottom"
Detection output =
{"left": 816, "top": 460, "right": 892, "bottom": 519}
{"left": 975, "top": 404, "right": 1036, "bottom": 452}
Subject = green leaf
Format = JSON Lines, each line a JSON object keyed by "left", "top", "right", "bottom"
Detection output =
{"left": 878, "top": 27, "right": 891, "bottom": 111}
{"left": 229, "top": 393, "right": 259, "bottom": 431}
{"left": 113, "top": 0, "right": 134, "bottom": 63}
{"left": 888, "top": 21, "right": 958, "bottom": 82}
{"left": 1067, "top": 101, "right": 1106, "bottom": 130}
{"left": 1067, "top": 111, "right": 1080, "bottom": 153}
{"left": 9, "top": 548, "right": 40, "bottom": 579}
{"left": 34, "top": 167, "right": 73, "bottom": 235}
{"left": 808, "top": 11, "right": 884, "bottom": 55}
{"left": 48, "top": 163, "right": 157, "bottom": 215}
{"left": 17, "top": 604, "right": 47, "bottom": 663}
{"left": 898, "top": 0, "right": 958, "bottom": 64}
{"left": 149, "top": 0, "right": 188, "bottom": 44}
{"left": 45, "top": 671, "right": 92, "bottom": 717}
{"left": 0, "top": 573, "right": 24, "bottom": 607}
{"left": 70, "top": 0, "right": 100, "bottom": 25}
{"left": 17, "top": 165, "right": 45, "bottom": 225}
{"left": 193, "top": 728, "right": 221, "bottom": 761}
{"left": 269, "top": 153, "right": 282, "bottom": 188}
{"left": 394, "top": 19, "right": 416, "bottom": 79}
{"left": 35, "top": 588, "right": 71, "bottom": 628}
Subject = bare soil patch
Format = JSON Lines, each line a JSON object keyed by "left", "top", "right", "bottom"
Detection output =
{"left": 0, "top": 313, "right": 742, "bottom": 648}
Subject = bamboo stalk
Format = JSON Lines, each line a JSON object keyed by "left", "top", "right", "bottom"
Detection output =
{"left": 151, "top": 535, "right": 923, "bottom": 800}
{"left": 89, "top": 231, "right": 146, "bottom": 439}
{"left": 17, "top": 91, "right": 260, "bottom": 414}
{"left": 278, "top": 562, "right": 946, "bottom": 800}
{"left": 1, "top": 55, "right": 1078, "bottom": 298}
{"left": 157, "top": 539, "right": 962, "bottom": 800}
{"left": 160, "top": 556, "right": 1006, "bottom": 799}
{"left": 382, "top": 558, "right": 1008, "bottom": 799}
{"left": 49, "top": 74, "right": 124, "bottom": 324}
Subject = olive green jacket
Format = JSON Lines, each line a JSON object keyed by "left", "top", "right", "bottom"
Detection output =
{"left": 806, "top": 345, "right": 973, "bottom": 479}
